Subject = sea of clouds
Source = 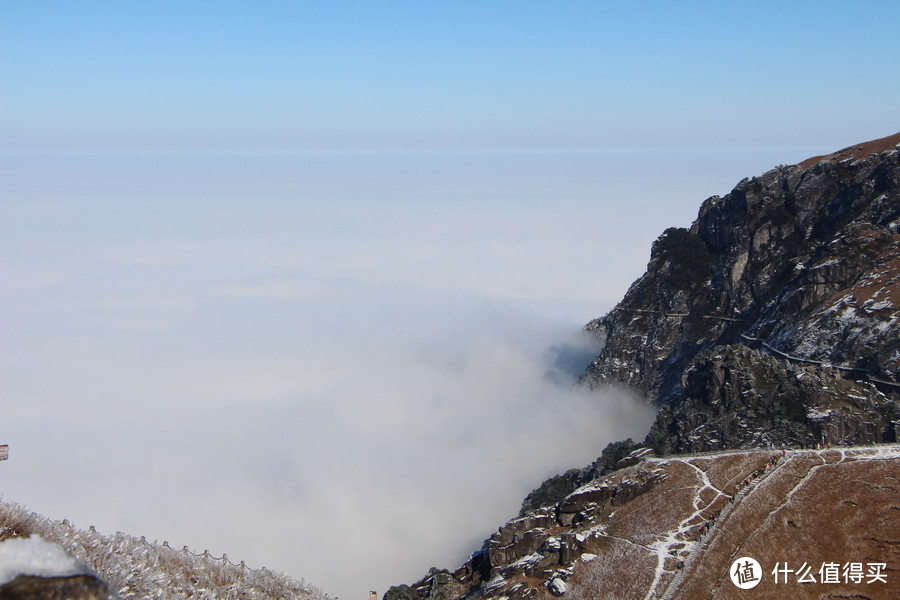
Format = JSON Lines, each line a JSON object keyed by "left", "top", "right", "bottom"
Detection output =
{"left": 0, "top": 148, "right": 794, "bottom": 598}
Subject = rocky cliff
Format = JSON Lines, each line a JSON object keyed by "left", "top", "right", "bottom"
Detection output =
{"left": 387, "top": 133, "right": 900, "bottom": 600}
{"left": 581, "top": 132, "right": 900, "bottom": 453}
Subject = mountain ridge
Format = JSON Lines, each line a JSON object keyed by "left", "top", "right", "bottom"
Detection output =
{"left": 387, "top": 132, "right": 900, "bottom": 600}
{"left": 581, "top": 131, "right": 899, "bottom": 452}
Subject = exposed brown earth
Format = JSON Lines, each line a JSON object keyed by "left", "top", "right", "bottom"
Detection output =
{"left": 570, "top": 446, "right": 899, "bottom": 600}
{"left": 402, "top": 446, "right": 898, "bottom": 600}
{"left": 799, "top": 132, "right": 900, "bottom": 169}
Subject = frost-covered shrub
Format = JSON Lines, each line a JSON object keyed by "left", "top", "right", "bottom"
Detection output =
{"left": 0, "top": 499, "right": 333, "bottom": 600}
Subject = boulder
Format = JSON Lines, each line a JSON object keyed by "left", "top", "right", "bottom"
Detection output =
{"left": 0, "top": 574, "right": 108, "bottom": 600}
{"left": 0, "top": 537, "right": 109, "bottom": 600}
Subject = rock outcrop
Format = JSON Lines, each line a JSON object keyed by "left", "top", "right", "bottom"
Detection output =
{"left": 517, "top": 439, "right": 642, "bottom": 517}
{"left": 580, "top": 132, "right": 900, "bottom": 451}
{"left": 0, "top": 537, "right": 110, "bottom": 600}
{"left": 646, "top": 344, "right": 898, "bottom": 454}
{"left": 388, "top": 460, "right": 669, "bottom": 600}
{"left": 0, "top": 574, "right": 110, "bottom": 600}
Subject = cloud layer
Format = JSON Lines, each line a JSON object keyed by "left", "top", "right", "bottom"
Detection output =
{"left": 0, "top": 149, "right": 789, "bottom": 598}
{"left": 4, "top": 282, "right": 655, "bottom": 598}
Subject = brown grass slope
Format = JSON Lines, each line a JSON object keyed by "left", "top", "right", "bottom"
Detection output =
{"left": 798, "top": 131, "right": 900, "bottom": 169}
{"left": 405, "top": 446, "right": 897, "bottom": 600}
{"left": 566, "top": 446, "right": 899, "bottom": 600}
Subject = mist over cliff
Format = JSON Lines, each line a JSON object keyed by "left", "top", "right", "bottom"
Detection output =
{"left": 388, "top": 133, "right": 900, "bottom": 600}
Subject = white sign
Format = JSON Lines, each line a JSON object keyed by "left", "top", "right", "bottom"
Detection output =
{"left": 730, "top": 556, "right": 762, "bottom": 589}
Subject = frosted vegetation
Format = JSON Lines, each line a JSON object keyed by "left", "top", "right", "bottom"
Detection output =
{"left": 0, "top": 499, "right": 332, "bottom": 600}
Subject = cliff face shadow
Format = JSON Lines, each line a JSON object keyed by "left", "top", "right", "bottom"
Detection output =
{"left": 543, "top": 338, "right": 603, "bottom": 386}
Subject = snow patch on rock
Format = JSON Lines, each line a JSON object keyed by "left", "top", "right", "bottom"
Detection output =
{"left": 0, "top": 537, "right": 87, "bottom": 585}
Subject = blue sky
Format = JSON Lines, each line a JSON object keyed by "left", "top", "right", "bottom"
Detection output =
{"left": 3, "top": 1, "right": 898, "bottom": 152}
{"left": 2, "top": 3, "right": 899, "bottom": 599}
